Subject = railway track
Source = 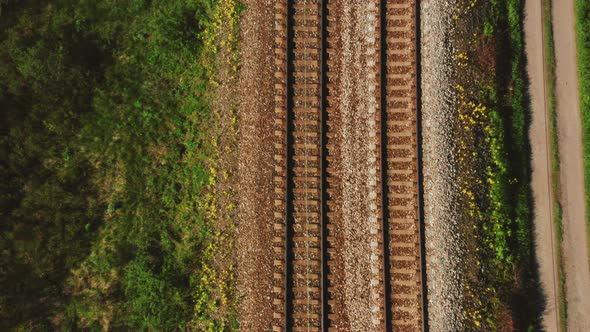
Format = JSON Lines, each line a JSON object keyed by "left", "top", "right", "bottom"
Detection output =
{"left": 384, "top": 1, "right": 426, "bottom": 331}
{"left": 273, "top": 1, "right": 327, "bottom": 330}
{"left": 272, "top": 1, "right": 426, "bottom": 331}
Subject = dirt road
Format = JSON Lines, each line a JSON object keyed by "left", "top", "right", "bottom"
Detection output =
{"left": 553, "top": 0, "right": 590, "bottom": 329}
{"left": 524, "top": 0, "right": 560, "bottom": 330}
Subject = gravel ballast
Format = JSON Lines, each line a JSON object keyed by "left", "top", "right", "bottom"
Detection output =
{"left": 235, "top": 1, "right": 276, "bottom": 330}
{"left": 421, "top": 1, "right": 465, "bottom": 330}
{"left": 338, "top": 3, "right": 382, "bottom": 329}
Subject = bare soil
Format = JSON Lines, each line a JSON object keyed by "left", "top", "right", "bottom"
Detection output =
{"left": 523, "top": 0, "right": 560, "bottom": 330}
{"left": 553, "top": 0, "right": 590, "bottom": 329}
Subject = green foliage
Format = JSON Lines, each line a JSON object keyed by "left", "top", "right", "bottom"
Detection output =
{"left": 0, "top": 0, "right": 240, "bottom": 330}
{"left": 453, "top": 0, "right": 541, "bottom": 328}
{"left": 497, "top": 0, "right": 544, "bottom": 328}
{"left": 505, "top": 0, "right": 531, "bottom": 265}
{"left": 484, "top": 21, "right": 495, "bottom": 37}
{"left": 576, "top": 0, "right": 590, "bottom": 262}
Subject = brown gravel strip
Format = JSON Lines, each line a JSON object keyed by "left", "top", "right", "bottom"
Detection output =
{"left": 325, "top": 2, "right": 384, "bottom": 330}
{"left": 324, "top": 2, "right": 348, "bottom": 329}
{"left": 235, "top": 1, "right": 276, "bottom": 330}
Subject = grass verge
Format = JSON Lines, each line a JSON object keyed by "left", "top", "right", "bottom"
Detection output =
{"left": 542, "top": 0, "right": 567, "bottom": 329}
{"left": 451, "top": 0, "right": 542, "bottom": 328}
{"left": 192, "top": 0, "right": 243, "bottom": 329}
{"left": 576, "top": 0, "right": 590, "bottom": 265}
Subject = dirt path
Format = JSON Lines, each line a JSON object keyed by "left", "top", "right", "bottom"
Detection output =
{"left": 524, "top": 1, "right": 561, "bottom": 330}
{"left": 553, "top": 0, "right": 590, "bottom": 329}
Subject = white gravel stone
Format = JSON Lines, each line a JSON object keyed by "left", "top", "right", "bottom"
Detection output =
{"left": 421, "top": 0, "right": 465, "bottom": 330}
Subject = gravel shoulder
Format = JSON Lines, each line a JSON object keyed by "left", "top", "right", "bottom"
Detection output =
{"left": 235, "top": 1, "right": 276, "bottom": 330}
{"left": 420, "top": 1, "right": 464, "bottom": 330}
{"left": 523, "top": 0, "right": 560, "bottom": 330}
{"left": 553, "top": 0, "right": 590, "bottom": 329}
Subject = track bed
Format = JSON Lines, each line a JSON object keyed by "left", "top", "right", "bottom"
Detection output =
{"left": 272, "top": 1, "right": 425, "bottom": 330}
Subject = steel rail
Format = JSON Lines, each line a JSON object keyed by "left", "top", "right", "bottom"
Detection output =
{"left": 415, "top": 0, "right": 429, "bottom": 330}
{"left": 319, "top": 0, "right": 329, "bottom": 330}
{"left": 284, "top": 0, "right": 294, "bottom": 329}
{"left": 379, "top": 0, "right": 393, "bottom": 331}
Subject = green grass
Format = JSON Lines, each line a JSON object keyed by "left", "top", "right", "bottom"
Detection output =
{"left": 503, "top": 2, "right": 543, "bottom": 329}
{"left": 542, "top": 0, "right": 568, "bottom": 329}
{"left": 576, "top": 0, "right": 590, "bottom": 265}
{"left": 506, "top": 0, "right": 531, "bottom": 266}
{"left": 0, "top": 0, "right": 242, "bottom": 330}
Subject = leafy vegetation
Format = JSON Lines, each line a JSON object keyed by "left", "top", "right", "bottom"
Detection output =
{"left": 576, "top": 0, "right": 590, "bottom": 261}
{"left": 0, "top": 0, "right": 241, "bottom": 330}
{"left": 451, "top": 0, "right": 541, "bottom": 329}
